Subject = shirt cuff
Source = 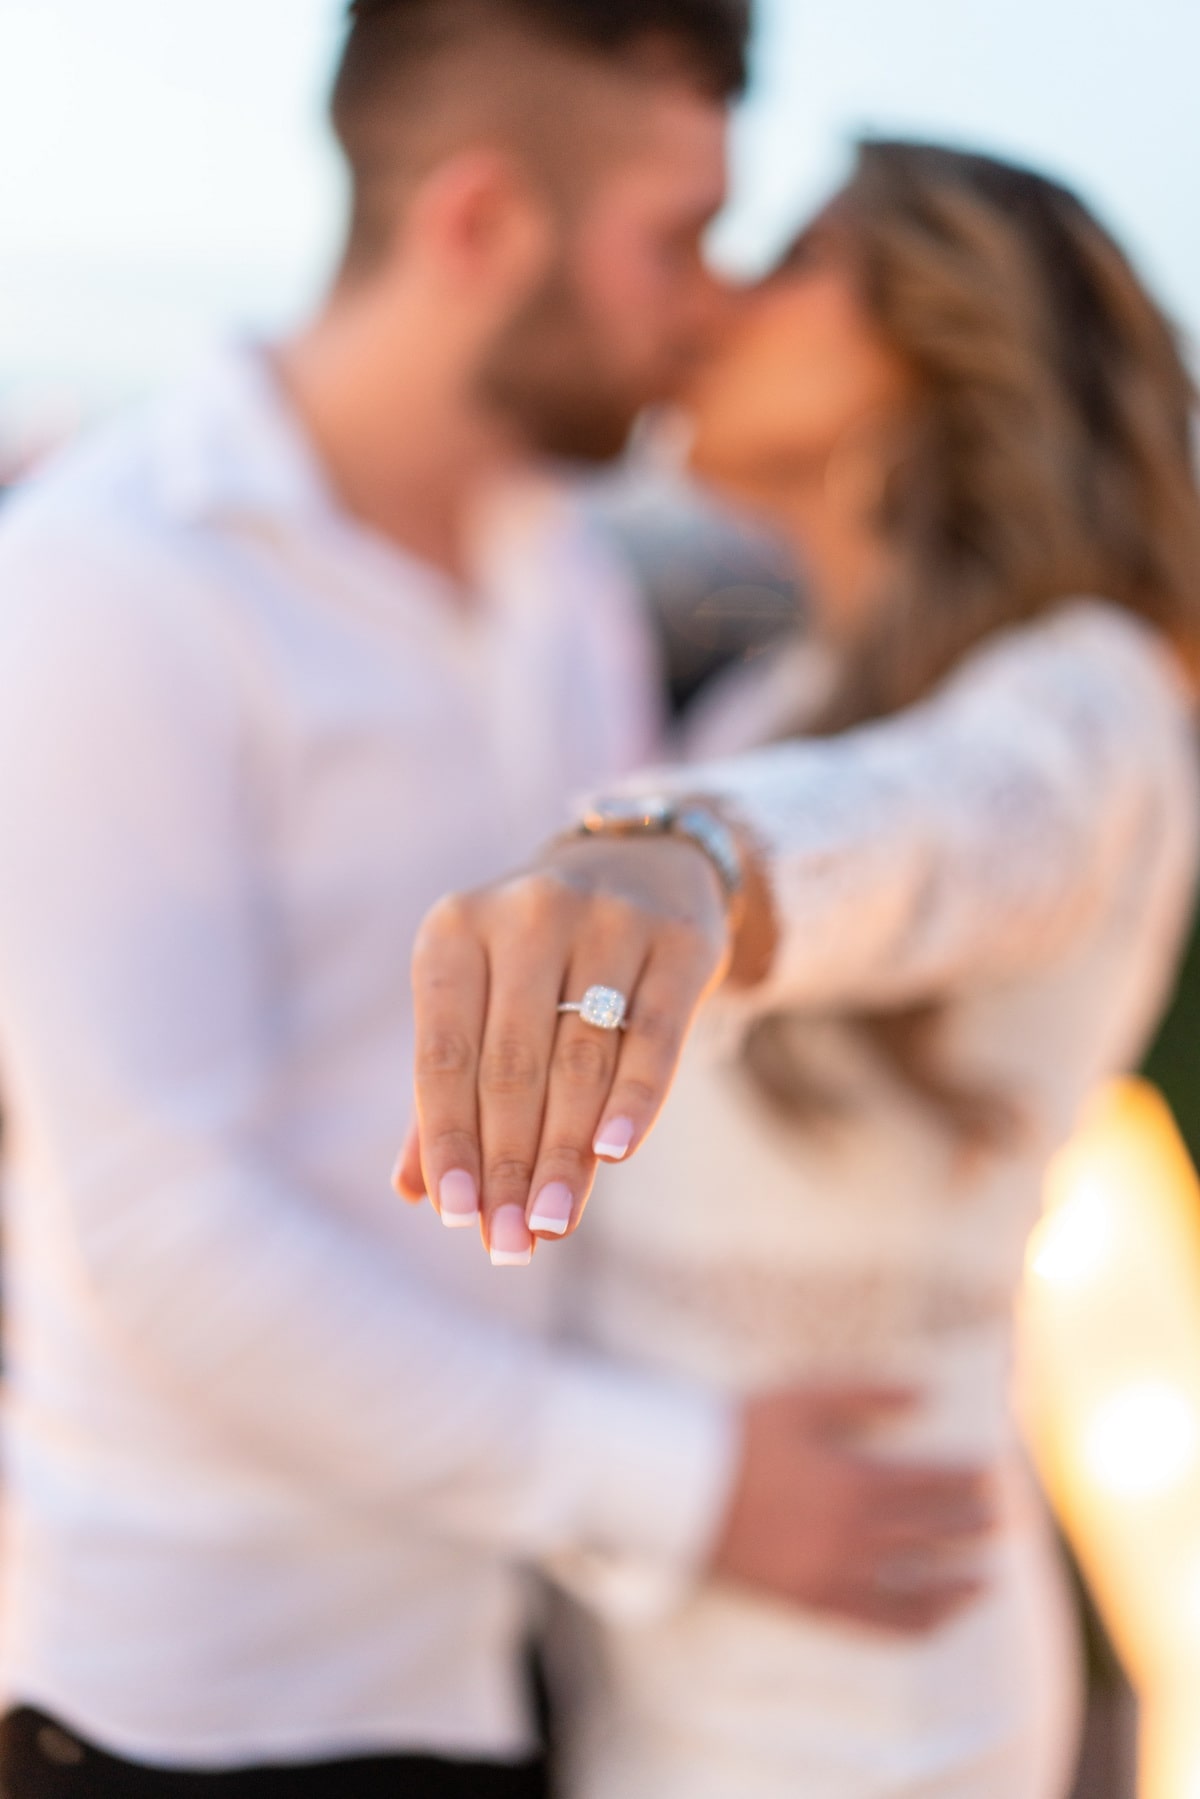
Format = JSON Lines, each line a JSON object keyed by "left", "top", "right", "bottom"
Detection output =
{"left": 530, "top": 1352, "right": 740, "bottom": 1623}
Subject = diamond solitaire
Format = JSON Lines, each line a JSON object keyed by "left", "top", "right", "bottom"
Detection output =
{"left": 558, "top": 985, "right": 629, "bottom": 1032}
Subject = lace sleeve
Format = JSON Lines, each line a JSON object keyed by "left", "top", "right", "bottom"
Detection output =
{"left": 665, "top": 602, "right": 1199, "bottom": 1011}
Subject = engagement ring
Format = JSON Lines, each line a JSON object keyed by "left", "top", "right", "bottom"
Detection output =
{"left": 558, "top": 986, "right": 629, "bottom": 1032}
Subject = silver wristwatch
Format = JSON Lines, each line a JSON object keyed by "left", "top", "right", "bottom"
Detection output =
{"left": 576, "top": 796, "right": 745, "bottom": 907}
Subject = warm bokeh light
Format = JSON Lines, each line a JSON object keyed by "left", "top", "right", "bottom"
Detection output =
{"left": 1019, "top": 1080, "right": 1200, "bottom": 1799}
{"left": 1028, "top": 1172, "right": 1118, "bottom": 1289}
{"left": 1083, "top": 1382, "right": 1200, "bottom": 1500}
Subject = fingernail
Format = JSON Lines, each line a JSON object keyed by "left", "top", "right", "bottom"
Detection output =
{"left": 593, "top": 1116, "right": 636, "bottom": 1161}
{"left": 439, "top": 1170, "right": 480, "bottom": 1229}
{"left": 490, "top": 1205, "right": 534, "bottom": 1267}
{"left": 528, "top": 1182, "right": 574, "bottom": 1237}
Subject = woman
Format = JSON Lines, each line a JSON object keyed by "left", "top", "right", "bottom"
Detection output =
{"left": 400, "top": 143, "right": 1200, "bottom": 1795}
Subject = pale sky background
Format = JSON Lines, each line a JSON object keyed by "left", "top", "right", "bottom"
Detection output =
{"left": 1, "top": 0, "right": 1198, "bottom": 454}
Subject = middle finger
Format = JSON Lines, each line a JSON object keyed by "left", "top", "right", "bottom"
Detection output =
{"left": 477, "top": 928, "right": 573, "bottom": 1266}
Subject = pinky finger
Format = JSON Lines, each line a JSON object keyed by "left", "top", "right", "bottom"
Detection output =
{"left": 591, "top": 937, "right": 712, "bottom": 1166}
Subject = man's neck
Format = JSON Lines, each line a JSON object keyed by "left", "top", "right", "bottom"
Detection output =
{"left": 277, "top": 289, "right": 521, "bottom": 589}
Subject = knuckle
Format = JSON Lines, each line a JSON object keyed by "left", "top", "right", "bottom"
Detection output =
{"left": 511, "top": 871, "right": 569, "bottom": 926}
{"left": 429, "top": 1127, "right": 479, "bottom": 1166}
{"left": 611, "top": 1074, "right": 660, "bottom": 1112}
{"left": 416, "top": 1030, "right": 475, "bottom": 1078}
{"left": 660, "top": 914, "right": 718, "bottom": 964}
{"left": 487, "top": 1154, "right": 535, "bottom": 1191}
{"left": 627, "top": 1006, "right": 682, "bottom": 1055}
{"left": 591, "top": 892, "right": 641, "bottom": 936}
{"left": 540, "top": 1141, "right": 592, "bottom": 1180}
{"left": 480, "top": 1037, "right": 543, "bottom": 1096}
{"left": 555, "top": 1032, "right": 613, "bottom": 1086}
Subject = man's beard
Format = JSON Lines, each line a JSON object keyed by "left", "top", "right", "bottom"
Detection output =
{"left": 473, "top": 263, "right": 645, "bottom": 466}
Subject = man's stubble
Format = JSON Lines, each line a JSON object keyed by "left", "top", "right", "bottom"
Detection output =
{"left": 473, "top": 258, "right": 650, "bottom": 465}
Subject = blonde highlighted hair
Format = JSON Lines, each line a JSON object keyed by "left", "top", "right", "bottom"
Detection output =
{"left": 809, "top": 140, "right": 1200, "bottom": 725}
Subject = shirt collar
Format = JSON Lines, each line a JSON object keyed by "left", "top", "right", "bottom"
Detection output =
{"left": 149, "top": 340, "right": 587, "bottom": 633}
{"left": 151, "top": 342, "right": 474, "bottom": 620}
{"left": 152, "top": 342, "right": 336, "bottom": 530}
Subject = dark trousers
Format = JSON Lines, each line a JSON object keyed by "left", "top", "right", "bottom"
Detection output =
{"left": 0, "top": 1711, "right": 549, "bottom": 1799}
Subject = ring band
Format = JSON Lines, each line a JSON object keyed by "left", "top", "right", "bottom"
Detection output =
{"left": 558, "top": 985, "right": 629, "bottom": 1033}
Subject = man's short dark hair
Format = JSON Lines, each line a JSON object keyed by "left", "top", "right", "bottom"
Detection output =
{"left": 332, "top": 0, "right": 750, "bottom": 272}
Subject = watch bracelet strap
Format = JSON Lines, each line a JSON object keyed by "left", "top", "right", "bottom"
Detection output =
{"left": 670, "top": 804, "right": 745, "bottom": 905}
{"left": 574, "top": 801, "right": 745, "bottom": 910}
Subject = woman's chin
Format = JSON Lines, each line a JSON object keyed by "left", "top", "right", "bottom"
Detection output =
{"left": 687, "top": 454, "right": 786, "bottom": 528}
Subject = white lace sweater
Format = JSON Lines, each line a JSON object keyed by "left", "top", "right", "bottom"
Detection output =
{"left": 556, "top": 601, "right": 1199, "bottom": 1799}
{"left": 580, "top": 599, "right": 1198, "bottom": 1426}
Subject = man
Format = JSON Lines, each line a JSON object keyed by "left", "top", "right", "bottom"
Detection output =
{"left": 0, "top": 3, "right": 735, "bottom": 1793}
{"left": 0, "top": 4, "right": 981, "bottom": 1795}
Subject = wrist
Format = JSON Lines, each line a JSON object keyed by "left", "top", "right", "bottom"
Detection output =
{"left": 574, "top": 793, "right": 773, "bottom": 984}
{"left": 574, "top": 794, "right": 746, "bottom": 921}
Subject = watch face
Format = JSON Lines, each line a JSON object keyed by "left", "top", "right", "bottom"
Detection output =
{"left": 584, "top": 796, "right": 674, "bottom": 832}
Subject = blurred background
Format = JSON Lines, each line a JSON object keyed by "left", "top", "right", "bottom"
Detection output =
{"left": 2, "top": 0, "right": 1198, "bottom": 466}
{"left": 4, "top": 5, "right": 1200, "bottom": 1795}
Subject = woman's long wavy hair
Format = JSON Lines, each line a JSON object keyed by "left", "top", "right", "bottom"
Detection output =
{"left": 743, "top": 139, "right": 1200, "bottom": 1142}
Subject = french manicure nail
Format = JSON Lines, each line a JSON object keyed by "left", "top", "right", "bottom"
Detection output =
{"left": 528, "top": 1182, "right": 574, "bottom": 1237}
{"left": 490, "top": 1204, "right": 533, "bottom": 1267}
{"left": 439, "top": 1170, "right": 480, "bottom": 1229}
{"left": 593, "top": 1117, "right": 636, "bottom": 1161}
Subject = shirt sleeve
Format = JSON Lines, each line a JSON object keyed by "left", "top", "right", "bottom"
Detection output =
{"left": 664, "top": 604, "right": 1198, "bottom": 1014}
{"left": 0, "top": 520, "right": 736, "bottom": 1597}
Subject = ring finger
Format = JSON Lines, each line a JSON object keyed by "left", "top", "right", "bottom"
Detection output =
{"left": 521, "top": 928, "right": 708, "bottom": 1237}
{"left": 523, "top": 930, "right": 651, "bottom": 1241}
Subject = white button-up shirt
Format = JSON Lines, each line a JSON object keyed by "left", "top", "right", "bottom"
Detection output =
{"left": 0, "top": 350, "right": 735, "bottom": 1769}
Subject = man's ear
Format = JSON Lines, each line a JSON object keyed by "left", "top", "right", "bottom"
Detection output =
{"left": 408, "top": 147, "right": 556, "bottom": 305}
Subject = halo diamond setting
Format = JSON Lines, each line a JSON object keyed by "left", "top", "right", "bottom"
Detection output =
{"left": 559, "top": 985, "right": 629, "bottom": 1032}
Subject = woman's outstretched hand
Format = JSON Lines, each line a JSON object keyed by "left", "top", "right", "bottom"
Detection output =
{"left": 394, "top": 831, "right": 739, "bottom": 1264}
